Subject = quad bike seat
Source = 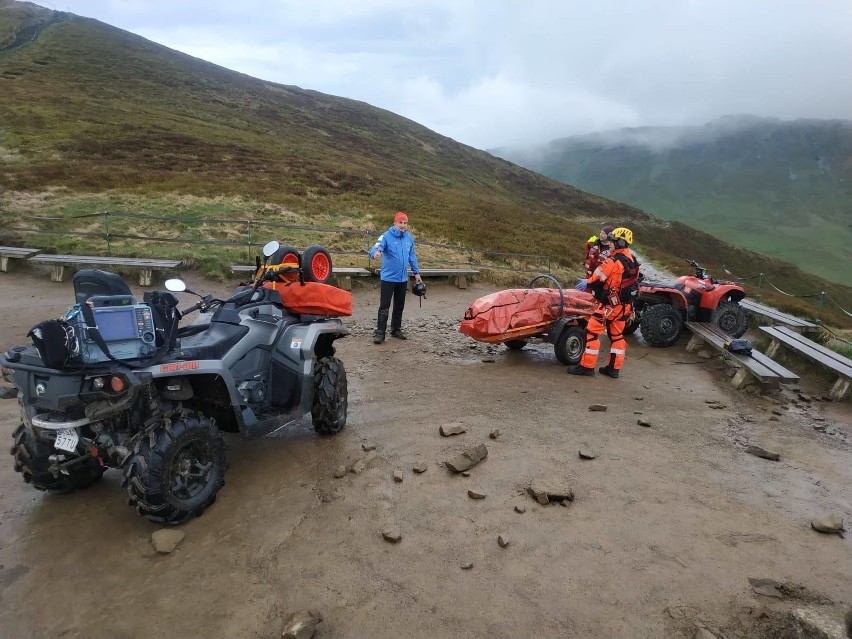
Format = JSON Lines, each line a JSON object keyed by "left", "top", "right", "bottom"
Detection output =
{"left": 172, "top": 322, "right": 249, "bottom": 361}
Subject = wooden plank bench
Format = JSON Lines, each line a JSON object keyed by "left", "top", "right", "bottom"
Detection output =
{"left": 28, "top": 254, "right": 182, "bottom": 286}
{"left": 407, "top": 268, "right": 479, "bottom": 289}
{"left": 684, "top": 322, "right": 799, "bottom": 390}
{"left": 230, "top": 265, "right": 371, "bottom": 291}
{"left": 739, "top": 299, "right": 819, "bottom": 333}
{"left": 0, "top": 246, "right": 42, "bottom": 272}
{"left": 759, "top": 326, "right": 852, "bottom": 400}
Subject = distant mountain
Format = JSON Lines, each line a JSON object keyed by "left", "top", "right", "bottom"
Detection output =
{"left": 492, "top": 116, "right": 852, "bottom": 284}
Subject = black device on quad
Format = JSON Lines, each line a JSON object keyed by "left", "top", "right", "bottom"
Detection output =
{"left": 2, "top": 241, "right": 349, "bottom": 525}
{"left": 626, "top": 259, "right": 750, "bottom": 347}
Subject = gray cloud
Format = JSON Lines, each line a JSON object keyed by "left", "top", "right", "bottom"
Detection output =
{"left": 39, "top": 0, "right": 852, "bottom": 149}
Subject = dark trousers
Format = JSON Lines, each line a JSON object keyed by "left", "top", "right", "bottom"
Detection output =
{"left": 377, "top": 280, "right": 407, "bottom": 333}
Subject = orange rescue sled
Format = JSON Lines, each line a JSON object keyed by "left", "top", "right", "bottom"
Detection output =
{"left": 263, "top": 280, "right": 353, "bottom": 316}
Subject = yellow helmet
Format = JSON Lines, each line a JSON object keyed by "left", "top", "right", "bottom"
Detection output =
{"left": 611, "top": 227, "right": 633, "bottom": 246}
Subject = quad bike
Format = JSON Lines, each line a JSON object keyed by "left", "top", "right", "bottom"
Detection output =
{"left": 626, "top": 259, "right": 749, "bottom": 347}
{"left": 1, "top": 241, "right": 349, "bottom": 525}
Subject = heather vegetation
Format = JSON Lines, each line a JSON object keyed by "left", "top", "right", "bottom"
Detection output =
{"left": 0, "top": 1, "right": 850, "bottom": 328}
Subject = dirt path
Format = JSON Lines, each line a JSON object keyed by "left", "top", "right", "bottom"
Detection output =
{"left": 0, "top": 270, "right": 849, "bottom": 639}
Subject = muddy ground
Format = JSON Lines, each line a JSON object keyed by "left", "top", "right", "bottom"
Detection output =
{"left": 0, "top": 269, "right": 849, "bottom": 639}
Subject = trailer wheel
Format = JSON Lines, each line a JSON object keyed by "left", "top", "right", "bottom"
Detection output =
{"left": 555, "top": 325, "right": 585, "bottom": 365}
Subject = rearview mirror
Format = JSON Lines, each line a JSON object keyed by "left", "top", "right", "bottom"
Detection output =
{"left": 165, "top": 279, "right": 187, "bottom": 292}
{"left": 262, "top": 240, "right": 280, "bottom": 258}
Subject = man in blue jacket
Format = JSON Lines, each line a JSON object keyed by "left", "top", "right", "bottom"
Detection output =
{"left": 369, "top": 211, "right": 423, "bottom": 343}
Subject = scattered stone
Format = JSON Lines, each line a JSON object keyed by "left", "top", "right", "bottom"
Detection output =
{"left": 498, "top": 534, "right": 510, "bottom": 548}
{"left": 633, "top": 411, "right": 643, "bottom": 415}
{"left": 643, "top": 383, "right": 651, "bottom": 389}
{"left": 588, "top": 404, "right": 607, "bottom": 412}
{"left": 461, "top": 561, "right": 474, "bottom": 570}
{"left": 708, "top": 403, "right": 726, "bottom": 409}
{"left": 482, "top": 357, "right": 496, "bottom": 363}
{"left": 151, "top": 529, "right": 185, "bottom": 554}
{"left": 412, "top": 461, "right": 428, "bottom": 474}
{"left": 392, "top": 469, "right": 403, "bottom": 483}
{"left": 811, "top": 515, "right": 845, "bottom": 536}
{"left": 769, "top": 416, "right": 779, "bottom": 422}
{"left": 333, "top": 465, "right": 347, "bottom": 478}
{"left": 461, "top": 471, "right": 471, "bottom": 477}
{"left": 467, "top": 488, "right": 486, "bottom": 500}
{"left": 382, "top": 528, "right": 402, "bottom": 543}
{"left": 0, "top": 386, "right": 17, "bottom": 400}
{"left": 445, "top": 444, "right": 488, "bottom": 473}
{"left": 514, "top": 505, "right": 526, "bottom": 514}
{"left": 704, "top": 399, "right": 718, "bottom": 404}
{"left": 528, "top": 479, "right": 574, "bottom": 505}
{"left": 634, "top": 396, "right": 644, "bottom": 401}
{"left": 771, "top": 409, "right": 784, "bottom": 416}
{"left": 578, "top": 449, "right": 597, "bottom": 460}
{"left": 637, "top": 419, "right": 652, "bottom": 428}
{"left": 281, "top": 610, "right": 323, "bottom": 639}
{"left": 350, "top": 450, "right": 377, "bottom": 475}
{"left": 789, "top": 606, "right": 848, "bottom": 639}
{"left": 362, "top": 443, "right": 377, "bottom": 451}
{"left": 489, "top": 428, "right": 501, "bottom": 439}
{"left": 440, "top": 422, "right": 467, "bottom": 437}
{"left": 749, "top": 577, "right": 784, "bottom": 599}
{"left": 320, "top": 491, "right": 342, "bottom": 503}
{"left": 745, "top": 445, "right": 781, "bottom": 461}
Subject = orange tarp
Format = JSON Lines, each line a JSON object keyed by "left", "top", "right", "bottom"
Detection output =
{"left": 460, "top": 288, "right": 596, "bottom": 343}
{"left": 263, "top": 280, "right": 353, "bottom": 316}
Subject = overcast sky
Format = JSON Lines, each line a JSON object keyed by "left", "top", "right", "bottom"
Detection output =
{"left": 32, "top": 0, "right": 852, "bottom": 149}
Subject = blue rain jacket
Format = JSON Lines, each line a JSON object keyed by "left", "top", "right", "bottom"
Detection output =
{"left": 369, "top": 225, "right": 420, "bottom": 283}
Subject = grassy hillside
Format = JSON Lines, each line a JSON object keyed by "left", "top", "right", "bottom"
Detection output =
{"left": 493, "top": 115, "right": 852, "bottom": 285}
{"left": 1, "top": 0, "right": 851, "bottom": 327}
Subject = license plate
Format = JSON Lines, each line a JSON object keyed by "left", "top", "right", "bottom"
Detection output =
{"left": 54, "top": 428, "right": 79, "bottom": 452}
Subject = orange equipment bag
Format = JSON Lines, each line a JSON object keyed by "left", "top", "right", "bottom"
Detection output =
{"left": 263, "top": 280, "right": 353, "bottom": 316}
{"left": 459, "top": 288, "right": 596, "bottom": 343}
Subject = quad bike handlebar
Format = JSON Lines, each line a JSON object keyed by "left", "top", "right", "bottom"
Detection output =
{"left": 685, "top": 258, "right": 714, "bottom": 282}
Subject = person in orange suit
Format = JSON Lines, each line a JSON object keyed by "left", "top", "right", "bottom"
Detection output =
{"left": 583, "top": 225, "right": 614, "bottom": 278}
{"left": 568, "top": 227, "right": 640, "bottom": 378}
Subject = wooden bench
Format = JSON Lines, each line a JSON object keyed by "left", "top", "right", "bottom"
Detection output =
{"left": 684, "top": 322, "right": 799, "bottom": 390}
{"left": 759, "top": 326, "right": 852, "bottom": 400}
{"left": 28, "top": 255, "right": 182, "bottom": 286}
{"left": 230, "top": 265, "right": 371, "bottom": 291}
{"left": 0, "top": 246, "right": 42, "bottom": 272}
{"left": 408, "top": 268, "right": 479, "bottom": 289}
{"left": 739, "top": 299, "right": 819, "bottom": 333}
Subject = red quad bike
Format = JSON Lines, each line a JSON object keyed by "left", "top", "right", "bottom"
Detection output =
{"left": 626, "top": 259, "right": 750, "bottom": 347}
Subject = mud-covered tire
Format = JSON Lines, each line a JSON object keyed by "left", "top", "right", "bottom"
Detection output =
{"left": 554, "top": 325, "right": 585, "bottom": 365}
{"left": 504, "top": 339, "right": 527, "bottom": 350}
{"left": 312, "top": 356, "right": 348, "bottom": 435}
{"left": 123, "top": 411, "right": 228, "bottom": 525}
{"left": 270, "top": 245, "right": 301, "bottom": 282}
{"left": 639, "top": 303, "right": 683, "bottom": 347}
{"left": 10, "top": 423, "right": 104, "bottom": 493}
{"left": 302, "top": 245, "right": 333, "bottom": 284}
{"left": 712, "top": 300, "right": 749, "bottom": 338}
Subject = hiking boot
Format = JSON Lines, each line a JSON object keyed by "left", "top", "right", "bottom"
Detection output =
{"left": 598, "top": 366, "right": 620, "bottom": 379}
{"left": 390, "top": 330, "right": 408, "bottom": 340}
{"left": 372, "top": 331, "right": 385, "bottom": 344}
{"left": 566, "top": 365, "right": 595, "bottom": 376}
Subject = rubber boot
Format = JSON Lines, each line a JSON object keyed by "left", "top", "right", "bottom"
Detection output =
{"left": 567, "top": 364, "right": 595, "bottom": 376}
{"left": 372, "top": 331, "right": 385, "bottom": 344}
{"left": 598, "top": 354, "right": 620, "bottom": 378}
{"left": 390, "top": 329, "right": 408, "bottom": 340}
{"left": 374, "top": 309, "right": 389, "bottom": 343}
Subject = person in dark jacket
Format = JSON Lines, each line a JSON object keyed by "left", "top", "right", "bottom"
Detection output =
{"left": 368, "top": 211, "right": 422, "bottom": 343}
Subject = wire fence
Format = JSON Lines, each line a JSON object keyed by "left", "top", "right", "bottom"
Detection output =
{"left": 4, "top": 210, "right": 553, "bottom": 274}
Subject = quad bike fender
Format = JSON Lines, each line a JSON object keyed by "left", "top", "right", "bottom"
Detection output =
{"left": 698, "top": 284, "right": 745, "bottom": 311}
{"left": 637, "top": 286, "right": 689, "bottom": 312}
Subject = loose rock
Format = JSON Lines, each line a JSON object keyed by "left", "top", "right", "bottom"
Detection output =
{"left": 151, "top": 529, "right": 185, "bottom": 554}
{"left": 528, "top": 479, "right": 574, "bottom": 505}
{"left": 810, "top": 515, "right": 845, "bottom": 536}
{"left": 445, "top": 444, "right": 489, "bottom": 473}
{"left": 392, "top": 469, "right": 403, "bottom": 483}
{"left": 0, "top": 386, "right": 18, "bottom": 400}
{"left": 461, "top": 471, "right": 471, "bottom": 477}
{"left": 498, "top": 534, "right": 510, "bottom": 548}
{"left": 362, "top": 443, "right": 377, "bottom": 451}
{"left": 514, "top": 505, "right": 526, "bottom": 514}
{"left": 489, "top": 428, "right": 501, "bottom": 439}
{"left": 412, "top": 462, "right": 428, "bottom": 474}
{"left": 281, "top": 610, "right": 323, "bottom": 639}
{"left": 382, "top": 528, "right": 402, "bottom": 543}
{"left": 461, "top": 561, "right": 474, "bottom": 569}
{"left": 588, "top": 404, "right": 608, "bottom": 412}
{"left": 637, "top": 419, "right": 652, "bottom": 428}
{"left": 467, "top": 489, "right": 486, "bottom": 500}
{"left": 333, "top": 465, "right": 347, "bottom": 478}
{"left": 578, "top": 449, "right": 597, "bottom": 460}
{"left": 440, "top": 422, "right": 466, "bottom": 437}
{"left": 746, "top": 445, "right": 781, "bottom": 461}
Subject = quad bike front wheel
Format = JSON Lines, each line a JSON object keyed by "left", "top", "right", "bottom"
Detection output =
{"left": 10, "top": 423, "right": 105, "bottom": 493}
{"left": 123, "top": 411, "right": 228, "bottom": 525}
{"left": 312, "top": 356, "right": 348, "bottom": 435}
{"left": 554, "top": 325, "right": 585, "bottom": 365}
{"left": 712, "top": 300, "right": 749, "bottom": 338}
{"left": 639, "top": 303, "right": 683, "bottom": 347}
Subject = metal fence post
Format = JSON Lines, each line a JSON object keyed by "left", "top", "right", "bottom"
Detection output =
{"left": 104, "top": 211, "right": 111, "bottom": 255}
{"left": 246, "top": 221, "right": 253, "bottom": 261}
{"left": 756, "top": 273, "right": 763, "bottom": 301}
{"left": 816, "top": 291, "right": 826, "bottom": 321}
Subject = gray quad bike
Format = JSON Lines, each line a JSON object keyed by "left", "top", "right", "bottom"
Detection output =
{"left": 1, "top": 241, "right": 349, "bottom": 525}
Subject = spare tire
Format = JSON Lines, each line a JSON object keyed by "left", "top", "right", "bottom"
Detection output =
{"left": 270, "top": 245, "right": 300, "bottom": 282}
{"left": 302, "top": 245, "right": 333, "bottom": 284}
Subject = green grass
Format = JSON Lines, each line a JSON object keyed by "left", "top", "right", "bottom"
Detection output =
{"left": 1, "top": 1, "right": 851, "bottom": 328}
